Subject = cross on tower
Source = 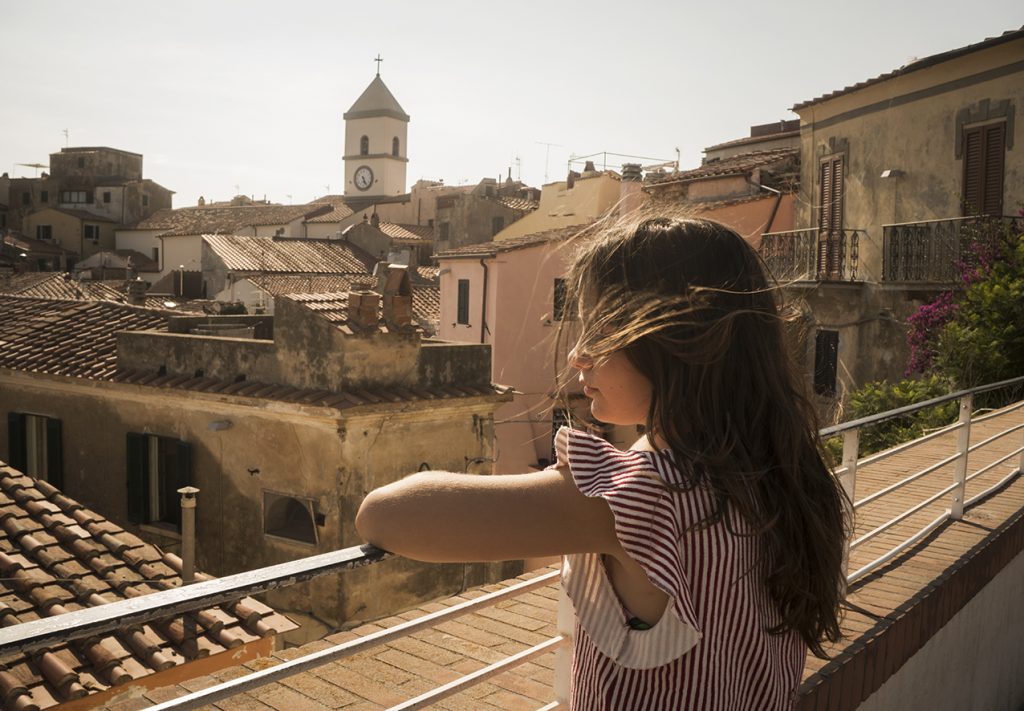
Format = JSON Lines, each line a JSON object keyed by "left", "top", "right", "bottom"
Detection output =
{"left": 374, "top": 54, "right": 383, "bottom": 76}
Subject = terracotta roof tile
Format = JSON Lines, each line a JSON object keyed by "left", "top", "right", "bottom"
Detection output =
{"left": 0, "top": 274, "right": 131, "bottom": 303}
{"left": 647, "top": 148, "right": 799, "bottom": 185}
{"left": 133, "top": 204, "right": 332, "bottom": 236}
{"left": 493, "top": 195, "right": 539, "bottom": 212}
{"left": 305, "top": 196, "right": 355, "bottom": 224}
{"left": 377, "top": 222, "right": 432, "bottom": 241}
{"left": 434, "top": 224, "right": 587, "bottom": 259}
{"left": 203, "top": 235, "right": 375, "bottom": 274}
{"left": 0, "top": 463, "right": 297, "bottom": 709}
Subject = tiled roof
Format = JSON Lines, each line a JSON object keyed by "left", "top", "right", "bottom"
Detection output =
{"left": 203, "top": 235, "right": 376, "bottom": 274}
{"left": 0, "top": 274, "right": 130, "bottom": 304}
{"left": 134, "top": 204, "right": 331, "bottom": 236}
{"left": 652, "top": 148, "right": 799, "bottom": 184}
{"left": 415, "top": 266, "right": 439, "bottom": 283}
{"left": 281, "top": 290, "right": 440, "bottom": 335}
{"left": 702, "top": 129, "right": 800, "bottom": 153}
{"left": 1, "top": 233, "right": 73, "bottom": 258}
{"left": 0, "top": 296, "right": 170, "bottom": 380}
{"left": 493, "top": 195, "right": 540, "bottom": 212}
{"left": 792, "top": 26, "right": 1024, "bottom": 111}
{"left": 305, "top": 195, "right": 355, "bottom": 224}
{"left": 434, "top": 224, "right": 586, "bottom": 259}
{"left": 74, "top": 249, "right": 160, "bottom": 273}
{"left": 0, "top": 463, "right": 294, "bottom": 710}
{"left": 378, "top": 222, "right": 432, "bottom": 241}
{"left": 33, "top": 208, "right": 117, "bottom": 223}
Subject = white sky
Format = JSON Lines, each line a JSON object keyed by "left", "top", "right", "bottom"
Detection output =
{"left": 1, "top": 2, "right": 1020, "bottom": 208}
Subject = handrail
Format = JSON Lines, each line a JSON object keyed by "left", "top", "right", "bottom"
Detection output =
{"left": 820, "top": 374, "right": 1024, "bottom": 437}
{"left": 0, "top": 543, "right": 389, "bottom": 657}
{"left": 882, "top": 214, "right": 1022, "bottom": 228}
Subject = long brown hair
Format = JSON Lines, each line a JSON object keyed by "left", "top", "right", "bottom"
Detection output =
{"left": 563, "top": 216, "right": 849, "bottom": 658}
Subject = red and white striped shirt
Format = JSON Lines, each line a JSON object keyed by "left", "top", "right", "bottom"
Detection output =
{"left": 556, "top": 428, "right": 806, "bottom": 710}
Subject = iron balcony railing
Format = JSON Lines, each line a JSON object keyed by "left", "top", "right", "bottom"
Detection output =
{"left": 0, "top": 376, "right": 1022, "bottom": 709}
{"left": 881, "top": 215, "right": 1022, "bottom": 283}
{"left": 760, "top": 228, "right": 863, "bottom": 282}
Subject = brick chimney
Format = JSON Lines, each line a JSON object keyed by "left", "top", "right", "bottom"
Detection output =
{"left": 126, "top": 278, "right": 147, "bottom": 306}
{"left": 346, "top": 284, "right": 380, "bottom": 331}
{"left": 380, "top": 265, "right": 413, "bottom": 330}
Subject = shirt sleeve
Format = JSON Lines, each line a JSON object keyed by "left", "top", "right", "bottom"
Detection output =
{"left": 555, "top": 427, "right": 703, "bottom": 669}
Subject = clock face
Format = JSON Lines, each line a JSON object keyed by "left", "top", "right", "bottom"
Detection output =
{"left": 354, "top": 165, "right": 374, "bottom": 191}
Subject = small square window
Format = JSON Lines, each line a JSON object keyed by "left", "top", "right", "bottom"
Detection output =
{"left": 142, "top": 195, "right": 149, "bottom": 207}
{"left": 103, "top": 191, "right": 111, "bottom": 203}
{"left": 84, "top": 224, "right": 100, "bottom": 241}
{"left": 36, "top": 225, "right": 52, "bottom": 240}
{"left": 438, "top": 222, "right": 450, "bottom": 240}
{"left": 21, "top": 192, "right": 30, "bottom": 206}
{"left": 40, "top": 190, "right": 49, "bottom": 203}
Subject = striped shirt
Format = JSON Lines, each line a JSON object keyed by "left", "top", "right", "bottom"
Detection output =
{"left": 556, "top": 427, "right": 806, "bottom": 710}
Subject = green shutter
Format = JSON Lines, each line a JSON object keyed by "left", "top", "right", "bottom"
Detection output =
{"left": 126, "top": 433, "right": 147, "bottom": 523}
{"left": 7, "top": 413, "right": 26, "bottom": 471}
{"left": 45, "top": 419, "right": 63, "bottom": 490}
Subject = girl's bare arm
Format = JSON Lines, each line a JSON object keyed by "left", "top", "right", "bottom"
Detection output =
{"left": 355, "top": 466, "right": 622, "bottom": 562}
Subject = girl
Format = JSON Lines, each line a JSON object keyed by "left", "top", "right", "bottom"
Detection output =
{"left": 356, "top": 217, "right": 849, "bottom": 709}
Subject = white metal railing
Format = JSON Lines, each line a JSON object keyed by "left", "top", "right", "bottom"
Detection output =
{"left": 0, "top": 378, "right": 1022, "bottom": 708}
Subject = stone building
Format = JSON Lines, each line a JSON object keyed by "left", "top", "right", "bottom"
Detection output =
{"left": 5, "top": 147, "right": 173, "bottom": 249}
{"left": 434, "top": 177, "right": 540, "bottom": 253}
{"left": 0, "top": 290, "right": 514, "bottom": 631}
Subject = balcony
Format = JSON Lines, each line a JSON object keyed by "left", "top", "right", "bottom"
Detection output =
{"left": 882, "top": 215, "right": 1022, "bottom": 283}
{"left": 760, "top": 228, "right": 863, "bottom": 282}
{"left": 0, "top": 377, "right": 1023, "bottom": 709}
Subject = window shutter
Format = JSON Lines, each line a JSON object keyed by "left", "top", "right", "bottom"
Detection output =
{"left": 818, "top": 160, "right": 833, "bottom": 233}
{"left": 457, "top": 279, "right": 470, "bottom": 325}
{"left": 830, "top": 157, "right": 844, "bottom": 234}
{"left": 45, "top": 419, "right": 63, "bottom": 490}
{"left": 176, "top": 441, "right": 192, "bottom": 488}
{"left": 962, "top": 126, "right": 984, "bottom": 215}
{"left": 982, "top": 123, "right": 1005, "bottom": 216}
{"left": 7, "top": 413, "right": 26, "bottom": 472}
{"left": 126, "top": 433, "right": 147, "bottom": 523}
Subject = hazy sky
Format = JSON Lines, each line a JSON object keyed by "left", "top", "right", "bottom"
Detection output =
{"left": 2, "top": 2, "right": 1020, "bottom": 208}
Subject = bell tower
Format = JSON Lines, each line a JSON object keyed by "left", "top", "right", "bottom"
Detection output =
{"left": 343, "top": 59, "right": 409, "bottom": 198}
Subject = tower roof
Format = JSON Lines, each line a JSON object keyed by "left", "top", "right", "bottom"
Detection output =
{"left": 343, "top": 75, "right": 410, "bottom": 122}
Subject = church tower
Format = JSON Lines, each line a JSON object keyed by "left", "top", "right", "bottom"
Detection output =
{"left": 343, "top": 69, "right": 409, "bottom": 198}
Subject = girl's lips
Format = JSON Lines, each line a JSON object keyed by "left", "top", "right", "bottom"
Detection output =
{"left": 583, "top": 385, "right": 598, "bottom": 397}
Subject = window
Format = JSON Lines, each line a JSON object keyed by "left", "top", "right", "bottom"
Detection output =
{"left": 21, "top": 192, "right": 30, "bottom": 206}
{"left": 360, "top": 135, "right": 369, "bottom": 156}
{"left": 813, "top": 330, "right": 839, "bottom": 397}
{"left": 103, "top": 191, "right": 111, "bottom": 204}
{"left": 84, "top": 224, "right": 100, "bottom": 241}
{"left": 553, "top": 278, "right": 572, "bottom": 321}
{"left": 142, "top": 195, "right": 149, "bottom": 207}
{"left": 438, "top": 222, "right": 450, "bottom": 241}
{"left": 263, "top": 492, "right": 317, "bottom": 544}
{"left": 61, "top": 191, "right": 89, "bottom": 204}
{"left": 7, "top": 413, "right": 63, "bottom": 487}
{"left": 817, "top": 155, "right": 844, "bottom": 279}
{"left": 962, "top": 122, "right": 1006, "bottom": 216}
{"left": 392, "top": 137, "right": 400, "bottom": 157}
{"left": 491, "top": 216, "right": 504, "bottom": 236}
{"left": 152, "top": 247, "right": 160, "bottom": 262}
{"left": 36, "top": 225, "right": 53, "bottom": 241}
{"left": 126, "top": 433, "right": 191, "bottom": 529}
{"left": 40, "top": 190, "right": 48, "bottom": 203}
{"left": 456, "top": 279, "right": 471, "bottom": 325}
{"left": 77, "top": 157, "right": 85, "bottom": 168}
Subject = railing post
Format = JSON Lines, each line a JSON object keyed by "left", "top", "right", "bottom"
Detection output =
{"left": 840, "top": 427, "right": 859, "bottom": 580}
{"left": 950, "top": 394, "right": 973, "bottom": 520}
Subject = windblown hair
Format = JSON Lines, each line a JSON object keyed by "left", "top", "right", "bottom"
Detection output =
{"left": 562, "top": 216, "right": 849, "bottom": 658}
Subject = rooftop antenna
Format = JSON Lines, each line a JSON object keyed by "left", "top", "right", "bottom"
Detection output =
{"left": 374, "top": 54, "right": 383, "bottom": 76}
{"left": 514, "top": 155, "right": 521, "bottom": 181}
{"left": 286, "top": 194, "right": 293, "bottom": 204}
{"left": 62, "top": 129, "right": 69, "bottom": 147}
{"left": 535, "top": 141, "right": 562, "bottom": 184}
{"left": 16, "top": 163, "right": 47, "bottom": 178}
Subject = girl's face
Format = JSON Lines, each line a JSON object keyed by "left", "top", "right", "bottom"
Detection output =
{"left": 569, "top": 343, "right": 653, "bottom": 426}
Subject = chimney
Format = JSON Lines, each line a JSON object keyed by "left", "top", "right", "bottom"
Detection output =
{"left": 371, "top": 212, "right": 380, "bottom": 228}
{"left": 619, "top": 163, "right": 646, "bottom": 214}
{"left": 346, "top": 284, "right": 380, "bottom": 331}
{"left": 582, "top": 160, "right": 597, "bottom": 175}
{"left": 126, "top": 277, "right": 147, "bottom": 305}
{"left": 381, "top": 265, "right": 413, "bottom": 330}
{"left": 177, "top": 486, "right": 199, "bottom": 584}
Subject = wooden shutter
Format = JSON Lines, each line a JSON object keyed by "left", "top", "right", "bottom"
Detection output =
{"left": 126, "top": 433, "right": 147, "bottom": 523}
{"left": 963, "top": 123, "right": 1006, "bottom": 216}
{"left": 457, "top": 279, "right": 470, "bottom": 324}
{"left": 818, "top": 156, "right": 845, "bottom": 279}
{"left": 7, "top": 413, "right": 26, "bottom": 472}
{"left": 45, "top": 418, "right": 63, "bottom": 490}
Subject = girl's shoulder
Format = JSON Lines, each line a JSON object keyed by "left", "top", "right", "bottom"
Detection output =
{"left": 554, "top": 426, "right": 691, "bottom": 490}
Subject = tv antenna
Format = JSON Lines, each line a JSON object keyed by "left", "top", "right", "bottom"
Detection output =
{"left": 62, "top": 129, "right": 70, "bottom": 147}
{"left": 513, "top": 155, "right": 521, "bottom": 181}
{"left": 535, "top": 141, "right": 562, "bottom": 184}
{"left": 16, "top": 163, "right": 47, "bottom": 177}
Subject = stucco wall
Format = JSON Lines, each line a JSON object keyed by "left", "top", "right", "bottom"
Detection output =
{"left": 344, "top": 114, "right": 408, "bottom": 197}
{"left": 858, "top": 549, "right": 1024, "bottom": 711}
{"left": 494, "top": 173, "right": 621, "bottom": 241}
{"left": 795, "top": 39, "right": 1024, "bottom": 282}
{"left": 23, "top": 208, "right": 116, "bottom": 259}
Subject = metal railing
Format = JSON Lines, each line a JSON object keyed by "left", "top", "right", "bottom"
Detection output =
{"left": 1, "top": 377, "right": 1022, "bottom": 708}
{"left": 822, "top": 374, "right": 1024, "bottom": 583}
{"left": 760, "top": 228, "right": 863, "bottom": 282}
{"left": 881, "top": 215, "right": 1021, "bottom": 283}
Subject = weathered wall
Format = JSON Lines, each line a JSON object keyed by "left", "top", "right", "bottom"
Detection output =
{"left": 494, "top": 173, "right": 621, "bottom": 242}
{"left": 435, "top": 195, "right": 529, "bottom": 251}
{"left": 795, "top": 38, "right": 1024, "bottom": 282}
{"left": 23, "top": 208, "right": 116, "bottom": 258}
{"left": 50, "top": 148, "right": 143, "bottom": 181}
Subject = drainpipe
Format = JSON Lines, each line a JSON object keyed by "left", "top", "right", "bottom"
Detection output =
{"left": 178, "top": 486, "right": 199, "bottom": 584}
{"left": 479, "top": 257, "right": 489, "bottom": 344}
{"left": 752, "top": 180, "right": 784, "bottom": 235}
